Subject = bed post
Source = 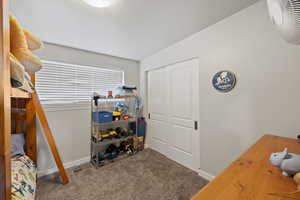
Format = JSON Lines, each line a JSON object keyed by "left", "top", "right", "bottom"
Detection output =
{"left": 26, "top": 73, "right": 37, "bottom": 163}
{"left": 0, "top": 0, "right": 11, "bottom": 200}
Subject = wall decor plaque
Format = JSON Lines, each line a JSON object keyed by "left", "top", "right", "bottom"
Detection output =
{"left": 212, "top": 70, "right": 236, "bottom": 92}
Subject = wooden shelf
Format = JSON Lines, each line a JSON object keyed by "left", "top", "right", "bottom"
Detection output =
{"left": 10, "top": 88, "right": 31, "bottom": 99}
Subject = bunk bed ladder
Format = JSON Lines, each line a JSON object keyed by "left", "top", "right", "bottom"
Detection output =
{"left": 32, "top": 91, "right": 69, "bottom": 184}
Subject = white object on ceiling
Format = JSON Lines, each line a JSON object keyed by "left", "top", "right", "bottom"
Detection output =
{"left": 11, "top": 0, "right": 258, "bottom": 60}
{"left": 82, "top": 0, "right": 111, "bottom": 8}
{"left": 267, "top": 0, "right": 300, "bottom": 44}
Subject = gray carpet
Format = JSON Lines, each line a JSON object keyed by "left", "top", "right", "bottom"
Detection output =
{"left": 37, "top": 149, "right": 208, "bottom": 200}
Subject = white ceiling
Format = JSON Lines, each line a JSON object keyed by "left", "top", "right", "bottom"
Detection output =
{"left": 11, "top": 0, "right": 259, "bottom": 61}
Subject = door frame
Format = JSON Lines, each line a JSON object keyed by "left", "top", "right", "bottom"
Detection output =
{"left": 144, "top": 57, "right": 201, "bottom": 172}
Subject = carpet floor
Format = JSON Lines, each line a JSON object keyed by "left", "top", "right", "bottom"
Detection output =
{"left": 37, "top": 149, "right": 208, "bottom": 200}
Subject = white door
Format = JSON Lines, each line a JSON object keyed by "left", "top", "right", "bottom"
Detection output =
{"left": 147, "top": 59, "right": 200, "bottom": 171}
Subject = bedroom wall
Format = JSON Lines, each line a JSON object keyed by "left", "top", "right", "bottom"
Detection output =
{"left": 141, "top": 0, "right": 300, "bottom": 176}
{"left": 34, "top": 43, "right": 140, "bottom": 176}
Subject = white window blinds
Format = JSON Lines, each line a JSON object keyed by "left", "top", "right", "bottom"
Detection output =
{"left": 36, "top": 61, "right": 124, "bottom": 104}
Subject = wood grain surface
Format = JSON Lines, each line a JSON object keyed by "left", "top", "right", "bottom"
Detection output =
{"left": 192, "top": 135, "right": 300, "bottom": 200}
{"left": 0, "top": 0, "right": 11, "bottom": 199}
{"left": 26, "top": 73, "right": 37, "bottom": 163}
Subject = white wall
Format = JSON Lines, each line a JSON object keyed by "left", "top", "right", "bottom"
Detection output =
{"left": 141, "top": 0, "right": 300, "bottom": 176}
{"left": 35, "top": 43, "right": 140, "bottom": 176}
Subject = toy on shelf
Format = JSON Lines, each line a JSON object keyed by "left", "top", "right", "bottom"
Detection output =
{"left": 115, "top": 127, "right": 124, "bottom": 137}
{"left": 112, "top": 112, "right": 121, "bottom": 121}
{"left": 107, "top": 129, "right": 119, "bottom": 138}
{"left": 119, "top": 139, "right": 134, "bottom": 155}
{"left": 114, "top": 85, "right": 137, "bottom": 97}
{"left": 107, "top": 91, "right": 113, "bottom": 98}
{"left": 119, "top": 128, "right": 133, "bottom": 137}
{"left": 115, "top": 102, "right": 129, "bottom": 113}
{"left": 99, "top": 130, "right": 117, "bottom": 141}
{"left": 93, "top": 93, "right": 106, "bottom": 106}
{"left": 105, "top": 144, "right": 119, "bottom": 160}
{"left": 92, "top": 127, "right": 135, "bottom": 143}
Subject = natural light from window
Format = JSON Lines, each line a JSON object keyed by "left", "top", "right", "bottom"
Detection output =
{"left": 36, "top": 61, "right": 124, "bottom": 105}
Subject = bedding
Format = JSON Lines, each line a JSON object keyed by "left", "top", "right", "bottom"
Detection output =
{"left": 10, "top": 53, "right": 35, "bottom": 93}
{"left": 11, "top": 155, "right": 37, "bottom": 200}
{"left": 11, "top": 134, "right": 25, "bottom": 158}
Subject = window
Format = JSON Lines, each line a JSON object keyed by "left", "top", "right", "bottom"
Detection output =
{"left": 36, "top": 61, "right": 124, "bottom": 106}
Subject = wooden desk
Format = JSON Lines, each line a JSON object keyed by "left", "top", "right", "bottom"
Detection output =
{"left": 192, "top": 135, "right": 300, "bottom": 200}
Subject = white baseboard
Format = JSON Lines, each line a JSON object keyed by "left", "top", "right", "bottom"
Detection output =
{"left": 198, "top": 169, "right": 215, "bottom": 181}
{"left": 38, "top": 156, "right": 90, "bottom": 178}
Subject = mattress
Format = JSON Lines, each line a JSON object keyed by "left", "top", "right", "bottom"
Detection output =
{"left": 11, "top": 155, "right": 37, "bottom": 200}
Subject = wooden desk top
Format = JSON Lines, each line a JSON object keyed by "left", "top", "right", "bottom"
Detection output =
{"left": 192, "top": 135, "right": 300, "bottom": 200}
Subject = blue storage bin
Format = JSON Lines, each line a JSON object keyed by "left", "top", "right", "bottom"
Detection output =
{"left": 93, "top": 111, "right": 113, "bottom": 123}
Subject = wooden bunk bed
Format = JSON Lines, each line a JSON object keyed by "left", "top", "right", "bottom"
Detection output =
{"left": 0, "top": 1, "right": 69, "bottom": 199}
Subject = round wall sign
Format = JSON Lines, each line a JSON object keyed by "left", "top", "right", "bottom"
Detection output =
{"left": 212, "top": 70, "right": 236, "bottom": 92}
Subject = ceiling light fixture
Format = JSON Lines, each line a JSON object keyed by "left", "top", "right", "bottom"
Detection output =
{"left": 82, "top": 0, "right": 111, "bottom": 8}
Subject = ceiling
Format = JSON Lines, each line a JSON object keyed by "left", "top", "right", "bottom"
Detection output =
{"left": 11, "top": 0, "right": 259, "bottom": 61}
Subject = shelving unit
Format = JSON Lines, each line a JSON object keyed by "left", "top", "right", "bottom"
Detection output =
{"left": 90, "top": 95, "right": 142, "bottom": 167}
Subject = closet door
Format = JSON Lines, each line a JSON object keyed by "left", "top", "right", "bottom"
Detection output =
{"left": 148, "top": 67, "right": 171, "bottom": 157}
{"left": 147, "top": 59, "right": 200, "bottom": 171}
